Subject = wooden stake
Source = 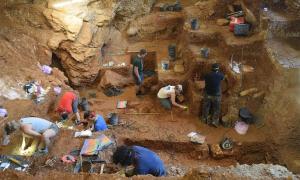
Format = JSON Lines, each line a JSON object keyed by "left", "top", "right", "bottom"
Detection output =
{"left": 124, "top": 113, "right": 160, "bottom": 115}
{"left": 170, "top": 110, "right": 176, "bottom": 122}
{"left": 100, "top": 164, "right": 105, "bottom": 174}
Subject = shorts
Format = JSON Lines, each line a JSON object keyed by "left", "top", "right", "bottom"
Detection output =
{"left": 134, "top": 73, "right": 144, "bottom": 85}
{"left": 49, "top": 123, "right": 59, "bottom": 134}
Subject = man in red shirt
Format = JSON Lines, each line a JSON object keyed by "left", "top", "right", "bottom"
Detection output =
{"left": 56, "top": 91, "right": 80, "bottom": 122}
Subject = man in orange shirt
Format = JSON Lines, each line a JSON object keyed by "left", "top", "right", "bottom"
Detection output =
{"left": 56, "top": 91, "right": 80, "bottom": 122}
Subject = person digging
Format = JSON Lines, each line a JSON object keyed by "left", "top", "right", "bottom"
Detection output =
{"left": 113, "top": 145, "right": 166, "bottom": 177}
{"left": 133, "top": 49, "right": 147, "bottom": 96}
{"left": 157, "top": 84, "right": 188, "bottom": 110}
{"left": 2, "top": 117, "right": 59, "bottom": 154}
{"left": 199, "top": 63, "right": 225, "bottom": 127}
{"left": 56, "top": 91, "right": 81, "bottom": 123}
{"left": 78, "top": 111, "right": 108, "bottom": 132}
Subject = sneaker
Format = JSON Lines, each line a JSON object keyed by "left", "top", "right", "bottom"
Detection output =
{"left": 211, "top": 121, "right": 219, "bottom": 128}
{"left": 38, "top": 148, "right": 49, "bottom": 154}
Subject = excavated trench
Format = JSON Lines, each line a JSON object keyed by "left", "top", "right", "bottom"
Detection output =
{"left": 124, "top": 139, "right": 280, "bottom": 165}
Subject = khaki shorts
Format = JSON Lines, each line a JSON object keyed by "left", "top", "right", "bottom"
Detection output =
{"left": 49, "top": 124, "right": 59, "bottom": 134}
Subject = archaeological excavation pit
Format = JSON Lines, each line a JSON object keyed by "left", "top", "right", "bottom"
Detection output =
{"left": 0, "top": 0, "right": 300, "bottom": 179}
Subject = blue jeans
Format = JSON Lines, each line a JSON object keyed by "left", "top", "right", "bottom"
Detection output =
{"left": 134, "top": 73, "right": 144, "bottom": 85}
{"left": 72, "top": 97, "right": 79, "bottom": 113}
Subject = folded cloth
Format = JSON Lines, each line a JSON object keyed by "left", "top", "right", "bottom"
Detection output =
{"left": 187, "top": 132, "right": 206, "bottom": 144}
{"left": 53, "top": 86, "right": 62, "bottom": 95}
{"left": 74, "top": 130, "right": 92, "bottom": 138}
{"left": 0, "top": 108, "right": 8, "bottom": 117}
{"left": 41, "top": 65, "right": 52, "bottom": 75}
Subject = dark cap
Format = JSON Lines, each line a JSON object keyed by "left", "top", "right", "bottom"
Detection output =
{"left": 83, "top": 111, "right": 96, "bottom": 120}
{"left": 113, "top": 145, "right": 134, "bottom": 166}
{"left": 212, "top": 63, "right": 220, "bottom": 71}
{"left": 61, "top": 112, "right": 69, "bottom": 120}
{"left": 139, "top": 49, "right": 147, "bottom": 55}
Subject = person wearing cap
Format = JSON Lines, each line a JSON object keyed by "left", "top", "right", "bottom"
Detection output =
{"left": 133, "top": 49, "right": 147, "bottom": 96}
{"left": 113, "top": 145, "right": 166, "bottom": 177}
{"left": 56, "top": 91, "right": 80, "bottom": 122}
{"left": 200, "top": 63, "right": 225, "bottom": 127}
{"left": 81, "top": 111, "right": 108, "bottom": 132}
{"left": 2, "top": 117, "right": 59, "bottom": 154}
{"left": 157, "top": 84, "right": 187, "bottom": 110}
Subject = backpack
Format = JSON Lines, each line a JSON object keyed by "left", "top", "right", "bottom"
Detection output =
{"left": 239, "top": 107, "right": 256, "bottom": 124}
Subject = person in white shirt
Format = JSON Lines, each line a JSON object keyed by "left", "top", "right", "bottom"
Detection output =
{"left": 157, "top": 85, "right": 187, "bottom": 110}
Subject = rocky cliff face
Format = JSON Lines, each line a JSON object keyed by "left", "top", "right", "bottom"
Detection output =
{"left": 0, "top": 0, "right": 155, "bottom": 86}
{"left": 42, "top": 0, "right": 155, "bottom": 86}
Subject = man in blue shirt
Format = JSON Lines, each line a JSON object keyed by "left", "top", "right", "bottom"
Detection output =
{"left": 81, "top": 111, "right": 108, "bottom": 131}
{"left": 200, "top": 63, "right": 225, "bottom": 127}
{"left": 113, "top": 145, "right": 166, "bottom": 177}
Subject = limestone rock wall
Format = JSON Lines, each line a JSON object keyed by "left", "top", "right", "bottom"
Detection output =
{"left": 113, "top": 0, "right": 156, "bottom": 30}
{"left": 42, "top": 0, "right": 155, "bottom": 86}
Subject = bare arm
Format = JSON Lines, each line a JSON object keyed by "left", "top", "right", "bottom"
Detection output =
{"left": 90, "top": 122, "right": 95, "bottom": 131}
{"left": 170, "top": 92, "right": 185, "bottom": 109}
{"left": 75, "top": 112, "right": 80, "bottom": 121}
{"left": 21, "top": 125, "right": 42, "bottom": 138}
{"left": 134, "top": 66, "right": 140, "bottom": 79}
{"left": 134, "top": 66, "right": 140, "bottom": 80}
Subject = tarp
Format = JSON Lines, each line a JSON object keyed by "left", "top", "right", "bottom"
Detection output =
{"left": 80, "top": 134, "right": 112, "bottom": 156}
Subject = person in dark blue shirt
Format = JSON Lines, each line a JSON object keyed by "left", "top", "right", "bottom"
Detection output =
{"left": 200, "top": 63, "right": 225, "bottom": 127}
{"left": 113, "top": 145, "right": 166, "bottom": 177}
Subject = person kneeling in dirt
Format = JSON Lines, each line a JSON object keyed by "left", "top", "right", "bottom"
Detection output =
{"left": 133, "top": 49, "right": 147, "bottom": 96}
{"left": 2, "top": 117, "right": 59, "bottom": 154}
{"left": 79, "top": 111, "right": 107, "bottom": 131}
{"left": 56, "top": 91, "right": 81, "bottom": 123}
{"left": 113, "top": 145, "right": 166, "bottom": 177}
{"left": 157, "top": 84, "right": 187, "bottom": 110}
{"left": 199, "top": 63, "right": 225, "bottom": 127}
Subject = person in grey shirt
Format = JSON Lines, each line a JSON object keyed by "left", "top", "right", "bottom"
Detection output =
{"left": 3, "top": 117, "right": 59, "bottom": 154}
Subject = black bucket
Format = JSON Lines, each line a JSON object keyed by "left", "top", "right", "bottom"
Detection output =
{"left": 168, "top": 44, "right": 176, "bottom": 60}
{"left": 191, "top": 18, "right": 199, "bottom": 30}
{"left": 239, "top": 107, "right": 256, "bottom": 124}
